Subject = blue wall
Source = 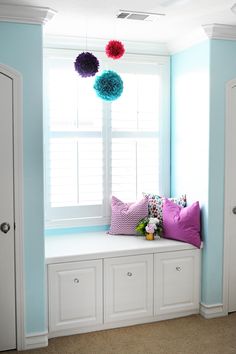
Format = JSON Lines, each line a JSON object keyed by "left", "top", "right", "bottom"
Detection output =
{"left": 171, "top": 40, "right": 211, "bottom": 302}
{"left": 203, "top": 39, "right": 236, "bottom": 304}
{"left": 0, "top": 22, "right": 45, "bottom": 334}
{"left": 171, "top": 38, "right": 236, "bottom": 306}
{"left": 171, "top": 40, "right": 210, "bottom": 239}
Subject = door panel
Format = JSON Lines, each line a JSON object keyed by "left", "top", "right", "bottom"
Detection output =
{"left": 48, "top": 260, "right": 103, "bottom": 333}
{"left": 0, "top": 72, "right": 16, "bottom": 351}
{"left": 104, "top": 254, "right": 153, "bottom": 323}
{"left": 154, "top": 250, "right": 200, "bottom": 315}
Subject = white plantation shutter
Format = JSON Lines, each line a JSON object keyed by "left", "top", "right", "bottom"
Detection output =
{"left": 44, "top": 49, "right": 169, "bottom": 227}
{"left": 111, "top": 74, "right": 160, "bottom": 132}
{"left": 49, "top": 138, "right": 78, "bottom": 207}
{"left": 45, "top": 53, "right": 104, "bottom": 223}
{"left": 49, "top": 138, "right": 103, "bottom": 208}
{"left": 112, "top": 138, "right": 159, "bottom": 202}
{"left": 111, "top": 73, "right": 160, "bottom": 202}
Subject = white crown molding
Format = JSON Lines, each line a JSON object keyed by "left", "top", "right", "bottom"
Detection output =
{"left": 203, "top": 23, "right": 236, "bottom": 40}
{"left": 0, "top": 4, "right": 56, "bottom": 25}
{"left": 168, "top": 23, "right": 236, "bottom": 55}
{"left": 43, "top": 34, "right": 170, "bottom": 56}
{"left": 45, "top": 24, "right": 236, "bottom": 57}
{"left": 168, "top": 27, "right": 207, "bottom": 55}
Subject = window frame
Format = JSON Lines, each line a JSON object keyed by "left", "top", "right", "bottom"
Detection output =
{"left": 44, "top": 48, "right": 170, "bottom": 229}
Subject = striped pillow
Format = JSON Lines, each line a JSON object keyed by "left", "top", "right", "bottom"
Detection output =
{"left": 108, "top": 196, "right": 148, "bottom": 235}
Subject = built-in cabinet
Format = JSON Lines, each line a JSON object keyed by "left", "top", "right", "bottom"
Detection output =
{"left": 46, "top": 233, "right": 201, "bottom": 338}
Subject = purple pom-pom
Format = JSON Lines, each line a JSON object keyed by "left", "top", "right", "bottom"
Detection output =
{"left": 74, "top": 52, "right": 99, "bottom": 78}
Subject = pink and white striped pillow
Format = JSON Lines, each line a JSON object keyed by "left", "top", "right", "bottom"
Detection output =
{"left": 108, "top": 196, "right": 148, "bottom": 235}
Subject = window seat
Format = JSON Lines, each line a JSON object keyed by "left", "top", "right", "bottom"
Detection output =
{"left": 45, "top": 231, "right": 200, "bottom": 264}
{"left": 46, "top": 231, "right": 201, "bottom": 338}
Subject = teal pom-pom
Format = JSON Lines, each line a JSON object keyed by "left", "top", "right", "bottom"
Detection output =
{"left": 94, "top": 70, "right": 123, "bottom": 101}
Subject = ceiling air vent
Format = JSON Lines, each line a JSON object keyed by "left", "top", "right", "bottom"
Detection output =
{"left": 117, "top": 10, "right": 165, "bottom": 22}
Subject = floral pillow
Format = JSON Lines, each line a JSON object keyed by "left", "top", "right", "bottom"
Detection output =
{"left": 143, "top": 193, "right": 187, "bottom": 225}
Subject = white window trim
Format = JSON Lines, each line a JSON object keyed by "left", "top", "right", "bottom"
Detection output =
{"left": 43, "top": 48, "right": 170, "bottom": 229}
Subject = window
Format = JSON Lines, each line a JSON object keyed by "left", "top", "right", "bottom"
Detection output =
{"left": 44, "top": 49, "right": 170, "bottom": 228}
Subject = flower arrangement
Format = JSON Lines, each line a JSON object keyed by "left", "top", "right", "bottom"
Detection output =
{"left": 135, "top": 217, "right": 162, "bottom": 239}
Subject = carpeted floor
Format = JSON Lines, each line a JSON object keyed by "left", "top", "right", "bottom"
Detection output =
{"left": 4, "top": 313, "right": 236, "bottom": 354}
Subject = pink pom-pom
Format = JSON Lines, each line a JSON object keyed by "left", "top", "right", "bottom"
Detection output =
{"left": 105, "top": 40, "right": 125, "bottom": 59}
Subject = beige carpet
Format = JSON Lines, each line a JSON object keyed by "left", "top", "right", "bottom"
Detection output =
{"left": 5, "top": 313, "right": 236, "bottom": 354}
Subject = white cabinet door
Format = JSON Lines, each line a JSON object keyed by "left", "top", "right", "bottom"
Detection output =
{"left": 48, "top": 260, "right": 103, "bottom": 333}
{"left": 104, "top": 254, "right": 153, "bottom": 323}
{"left": 154, "top": 250, "right": 200, "bottom": 315}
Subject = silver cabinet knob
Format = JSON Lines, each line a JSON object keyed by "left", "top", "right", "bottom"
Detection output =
{"left": 0, "top": 222, "right": 10, "bottom": 234}
{"left": 74, "top": 278, "right": 79, "bottom": 283}
{"left": 232, "top": 207, "right": 236, "bottom": 215}
{"left": 127, "top": 272, "right": 132, "bottom": 277}
{"left": 176, "top": 266, "right": 182, "bottom": 272}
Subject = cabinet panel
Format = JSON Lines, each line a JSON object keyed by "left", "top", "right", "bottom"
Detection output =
{"left": 48, "top": 259, "right": 102, "bottom": 332}
{"left": 154, "top": 250, "right": 200, "bottom": 315}
{"left": 104, "top": 254, "right": 153, "bottom": 323}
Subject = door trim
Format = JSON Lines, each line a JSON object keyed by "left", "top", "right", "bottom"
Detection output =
{"left": 0, "top": 64, "right": 25, "bottom": 350}
{"left": 223, "top": 78, "right": 236, "bottom": 315}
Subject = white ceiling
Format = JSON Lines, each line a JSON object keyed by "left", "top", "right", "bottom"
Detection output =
{"left": 1, "top": 0, "right": 236, "bottom": 43}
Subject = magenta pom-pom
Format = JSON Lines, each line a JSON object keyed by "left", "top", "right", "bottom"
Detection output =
{"left": 105, "top": 40, "right": 125, "bottom": 60}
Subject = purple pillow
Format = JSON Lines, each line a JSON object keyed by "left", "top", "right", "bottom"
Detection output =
{"left": 163, "top": 198, "right": 201, "bottom": 248}
{"left": 108, "top": 196, "right": 148, "bottom": 235}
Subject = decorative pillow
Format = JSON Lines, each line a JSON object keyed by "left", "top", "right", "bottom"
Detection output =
{"left": 143, "top": 193, "right": 187, "bottom": 224}
{"left": 108, "top": 196, "right": 148, "bottom": 235}
{"left": 162, "top": 198, "right": 201, "bottom": 248}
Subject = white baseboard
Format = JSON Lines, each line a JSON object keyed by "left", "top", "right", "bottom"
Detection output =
{"left": 200, "top": 303, "right": 225, "bottom": 319}
{"left": 49, "top": 310, "right": 199, "bottom": 339}
{"left": 24, "top": 331, "right": 48, "bottom": 350}
{"left": 157, "top": 309, "right": 199, "bottom": 321}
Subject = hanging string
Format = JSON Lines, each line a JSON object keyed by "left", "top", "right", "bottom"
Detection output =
{"left": 74, "top": 16, "right": 99, "bottom": 78}
{"left": 105, "top": 12, "right": 125, "bottom": 60}
{"left": 85, "top": 15, "right": 88, "bottom": 51}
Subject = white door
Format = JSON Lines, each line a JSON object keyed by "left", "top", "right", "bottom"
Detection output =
{"left": 0, "top": 72, "right": 16, "bottom": 351}
{"left": 225, "top": 80, "right": 236, "bottom": 313}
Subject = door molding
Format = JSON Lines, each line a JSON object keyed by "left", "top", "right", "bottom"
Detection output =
{"left": 0, "top": 64, "right": 25, "bottom": 350}
{"left": 223, "top": 78, "right": 236, "bottom": 315}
